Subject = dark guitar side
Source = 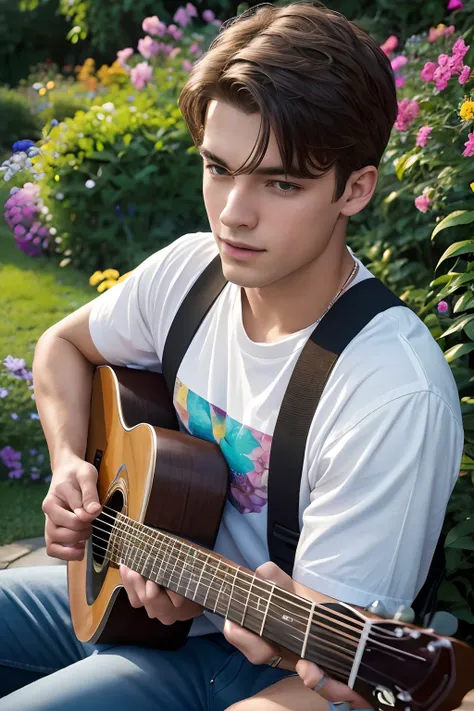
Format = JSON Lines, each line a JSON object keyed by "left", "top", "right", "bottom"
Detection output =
{"left": 68, "top": 365, "right": 229, "bottom": 649}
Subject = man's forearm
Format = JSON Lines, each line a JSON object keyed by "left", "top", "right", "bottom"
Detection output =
{"left": 33, "top": 333, "right": 95, "bottom": 470}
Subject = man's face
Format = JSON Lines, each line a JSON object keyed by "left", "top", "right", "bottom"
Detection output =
{"left": 200, "top": 100, "right": 349, "bottom": 288}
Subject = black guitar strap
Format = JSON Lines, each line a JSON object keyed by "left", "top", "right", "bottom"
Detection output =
{"left": 162, "top": 254, "right": 445, "bottom": 624}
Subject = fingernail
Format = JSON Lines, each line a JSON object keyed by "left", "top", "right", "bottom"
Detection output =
{"left": 86, "top": 503, "right": 101, "bottom": 513}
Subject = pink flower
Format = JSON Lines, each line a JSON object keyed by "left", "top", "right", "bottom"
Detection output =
{"left": 459, "top": 65, "right": 471, "bottom": 84}
{"left": 167, "top": 24, "right": 183, "bottom": 41}
{"left": 414, "top": 189, "right": 433, "bottom": 213}
{"left": 448, "top": 0, "right": 464, "bottom": 10}
{"left": 138, "top": 36, "right": 160, "bottom": 59}
{"left": 168, "top": 47, "right": 181, "bottom": 59}
{"left": 395, "top": 98, "right": 419, "bottom": 131}
{"left": 462, "top": 132, "right": 474, "bottom": 157}
{"left": 438, "top": 301, "right": 449, "bottom": 313}
{"left": 391, "top": 55, "right": 408, "bottom": 72}
{"left": 452, "top": 38, "right": 469, "bottom": 59}
{"left": 380, "top": 35, "right": 398, "bottom": 56}
{"left": 428, "top": 25, "right": 455, "bottom": 42}
{"left": 173, "top": 7, "right": 190, "bottom": 27}
{"left": 433, "top": 64, "right": 452, "bottom": 90}
{"left": 420, "top": 61, "right": 437, "bottom": 82}
{"left": 182, "top": 59, "right": 194, "bottom": 72}
{"left": 416, "top": 126, "right": 433, "bottom": 148}
{"left": 130, "top": 62, "right": 153, "bottom": 90}
{"left": 185, "top": 3, "right": 198, "bottom": 17}
{"left": 202, "top": 9, "right": 215, "bottom": 22}
{"left": 142, "top": 16, "right": 166, "bottom": 36}
{"left": 117, "top": 48, "right": 133, "bottom": 68}
{"left": 189, "top": 42, "right": 202, "bottom": 56}
{"left": 395, "top": 76, "right": 406, "bottom": 88}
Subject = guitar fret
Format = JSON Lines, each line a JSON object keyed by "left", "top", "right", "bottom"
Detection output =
{"left": 225, "top": 566, "right": 240, "bottom": 620}
{"left": 301, "top": 601, "right": 315, "bottom": 659}
{"left": 241, "top": 573, "right": 256, "bottom": 627}
{"left": 167, "top": 539, "right": 183, "bottom": 591}
{"left": 203, "top": 560, "right": 220, "bottom": 607}
{"left": 259, "top": 583, "right": 275, "bottom": 637}
{"left": 193, "top": 552, "right": 211, "bottom": 604}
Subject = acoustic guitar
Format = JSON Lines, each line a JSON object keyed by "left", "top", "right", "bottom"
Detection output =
{"left": 68, "top": 365, "right": 474, "bottom": 711}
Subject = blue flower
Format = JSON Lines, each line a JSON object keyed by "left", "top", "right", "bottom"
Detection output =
{"left": 51, "top": 119, "right": 59, "bottom": 127}
{"left": 12, "top": 140, "right": 36, "bottom": 153}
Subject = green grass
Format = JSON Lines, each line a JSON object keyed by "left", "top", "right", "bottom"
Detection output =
{"left": 0, "top": 183, "right": 93, "bottom": 544}
{"left": 0, "top": 481, "right": 49, "bottom": 545}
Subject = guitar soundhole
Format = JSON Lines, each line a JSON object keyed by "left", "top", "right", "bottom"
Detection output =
{"left": 92, "top": 489, "right": 124, "bottom": 567}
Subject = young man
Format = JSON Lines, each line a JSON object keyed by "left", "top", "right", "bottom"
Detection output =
{"left": 0, "top": 2, "right": 463, "bottom": 710}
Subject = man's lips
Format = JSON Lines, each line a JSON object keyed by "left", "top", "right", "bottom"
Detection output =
{"left": 220, "top": 239, "right": 265, "bottom": 251}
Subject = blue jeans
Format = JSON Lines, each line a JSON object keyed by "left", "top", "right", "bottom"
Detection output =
{"left": 0, "top": 566, "right": 298, "bottom": 710}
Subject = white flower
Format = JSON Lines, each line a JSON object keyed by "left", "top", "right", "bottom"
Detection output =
{"left": 55, "top": 236, "right": 63, "bottom": 243}
{"left": 41, "top": 206, "right": 49, "bottom": 215}
{"left": 49, "top": 227, "right": 57, "bottom": 236}
{"left": 55, "top": 193, "right": 64, "bottom": 201}
{"left": 102, "top": 102, "right": 115, "bottom": 111}
{"left": 85, "top": 179, "right": 96, "bottom": 189}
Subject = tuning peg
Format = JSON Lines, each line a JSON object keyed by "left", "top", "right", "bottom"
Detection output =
{"left": 393, "top": 605, "right": 415, "bottom": 623}
{"left": 365, "top": 600, "right": 389, "bottom": 617}
{"left": 425, "top": 611, "right": 458, "bottom": 637}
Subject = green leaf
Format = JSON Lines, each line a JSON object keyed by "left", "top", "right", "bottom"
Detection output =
{"left": 394, "top": 151, "right": 419, "bottom": 181}
{"left": 444, "top": 342, "right": 474, "bottom": 362}
{"left": 440, "top": 314, "right": 474, "bottom": 338}
{"left": 437, "top": 240, "right": 474, "bottom": 269}
{"left": 448, "top": 536, "right": 474, "bottom": 550}
{"left": 431, "top": 211, "right": 474, "bottom": 240}
{"left": 454, "top": 292, "right": 474, "bottom": 313}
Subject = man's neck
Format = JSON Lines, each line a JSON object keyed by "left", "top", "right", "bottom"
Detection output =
{"left": 241, "top": 241, "right": 355, "bottom": 344}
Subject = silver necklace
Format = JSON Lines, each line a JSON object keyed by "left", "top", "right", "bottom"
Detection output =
{"left": 315, "top": 257, "right": 359, "bottom": 327}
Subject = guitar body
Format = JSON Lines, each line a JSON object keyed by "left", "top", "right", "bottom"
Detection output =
{"left": 68, "top": 365, "right": 229, "bottom": 649}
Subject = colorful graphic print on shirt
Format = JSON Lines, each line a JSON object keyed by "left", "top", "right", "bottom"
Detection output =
{"left": 174, "top": 378, "right": 272, "bottom": 514}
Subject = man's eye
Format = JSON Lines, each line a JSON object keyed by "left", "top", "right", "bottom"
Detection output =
{"left": 205, "top": 164, "right": 229, "bottom": 176}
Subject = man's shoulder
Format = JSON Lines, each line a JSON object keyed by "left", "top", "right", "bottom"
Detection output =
{"left": 141, "top": 231, "right": 217, "bottom": 279}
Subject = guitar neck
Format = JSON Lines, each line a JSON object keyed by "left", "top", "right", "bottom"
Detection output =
{"left": 101, "top": 512, "right": 362, "bottom": 683}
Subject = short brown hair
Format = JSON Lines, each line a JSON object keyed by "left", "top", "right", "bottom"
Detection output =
{"left": 178, "top": 1, "right": 398, "bottom": 200}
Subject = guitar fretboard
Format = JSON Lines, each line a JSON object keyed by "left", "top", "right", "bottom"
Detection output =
{"left": 99, "top": 512, "right": 362, "bottom": 683}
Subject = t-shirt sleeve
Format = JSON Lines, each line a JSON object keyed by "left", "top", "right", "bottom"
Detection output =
{"left": 293, "top": 390, "right": 463, "bottom": 614}
{"left": 88, "top": 232, "right": 218, "bottom": 370}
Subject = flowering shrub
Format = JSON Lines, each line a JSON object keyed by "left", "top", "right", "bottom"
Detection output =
{"left": 0, "top": 88, "right": 41, "bottom": 156}
{"left": 0, "top": 356, "right": 50, "bottom": 483}
{"left": 347, "top": 19, "right": 474, "bottom": 635}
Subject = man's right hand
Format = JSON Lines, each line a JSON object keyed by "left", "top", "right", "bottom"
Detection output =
{"left": 42, "top": 454, "right": 102, "bottom": 561}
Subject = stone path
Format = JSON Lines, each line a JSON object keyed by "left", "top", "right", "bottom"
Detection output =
{"left": 0, "top": 538, "right": 473, "bottom": 709}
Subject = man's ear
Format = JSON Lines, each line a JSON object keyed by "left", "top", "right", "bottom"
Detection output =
{"left": 339, "top": 166, "right": 378, "bottom": 217}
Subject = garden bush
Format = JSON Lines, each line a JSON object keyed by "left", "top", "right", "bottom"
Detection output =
{"left": 0, "top": 88, "right": 41, "bottom": 157}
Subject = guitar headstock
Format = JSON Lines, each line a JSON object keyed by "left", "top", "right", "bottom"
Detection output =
{"left": 354, "top": 620, "right": 474, "bottom": 711}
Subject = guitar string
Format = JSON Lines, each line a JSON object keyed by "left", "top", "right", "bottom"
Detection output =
{"left": 93, "top": 509, "right": 427, "bottom": 657}
{"left": 89, "top": 534, "right": 356, "bottom": 679}
{"left": 97, "top": 506, "right": 367, "bottom": 632}
{"left": 93, "top": 511, "right": 363, "bottom": 634}
{"left": 89, "top": 525, "right": 428, "bottom": 665}
{"left": 91, "top": 533, "right": 358, "bottom": 662}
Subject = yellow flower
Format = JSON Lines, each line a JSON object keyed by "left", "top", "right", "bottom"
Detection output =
{"left": 97, "top": 279, "right": 118, "bottom": 293}
{"left": 117, "top": 270, "right": 133, "bottom": 282}
{"left": 46, "top": 80, "right": 55, "bottom": 90}
{"left": 460, "top": 101, "right": 474, "bottom": 122}
{"left": 471, "top": 182, "right": 474, "bottom": 192}
{"left": 39, "top": 88, "right": 47, "bottom": 96}
{"left": 89, "top": 270, "right": 104, "bottom": 286}
{"left": 101, "top": 268, "right": 120, "bottom": 280}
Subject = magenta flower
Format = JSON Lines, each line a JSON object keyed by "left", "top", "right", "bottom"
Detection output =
{"left": 433, "top": 63, "right": 452, "bottom": 90}
{"left": 395, "top": 98, "right": 419, "bottom": 131}
{"left": 420, "top": 61, "right": 437, "bottom": 82}
{"left": 463, "top": 132, "right": 474, "bottom": 157}
{"left": 448, "top": 0, "right": 464, "bottom": 9}
{"left": 395, "top": 76, "right": 406, "bottom": 88}
{"left": 173, "top": 7, "right": 191, "bottom": 27}
{"left": 138, "top": 36, "right": 160, "bottom": 59}
{"left": 416, "top": 126, "right": 433, "bottom": 148}
{"left": 130, "top": 62, "right": 153, "bottom": 90}
{"left": 142, "top": 16, "right": 166, "bottom": 36}
{"left": 438, "top": 301, "right": 449, "bottom": 313}
{"left": 117, "top": 48, "right": 133, "bottom": 68}
{"left": 202, "top": 9, "right": 215, "bottom": 22}
{"left": 459, "top": 65, "right": 471, "bottom": 84}
{"left": 391, "top": 55, "right": 408, "bottom": 72}
{"left": 414, "top": 188, "right": 433, "bottom": 213}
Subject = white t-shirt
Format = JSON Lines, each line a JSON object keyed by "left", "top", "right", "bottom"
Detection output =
{"left": 89, "top": 231, "right": 463, "bottom": 635}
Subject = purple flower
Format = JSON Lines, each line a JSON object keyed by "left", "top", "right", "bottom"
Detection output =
{"left": 142, "top": 16, "right": 166, "bottom": 36}
{"left": 8, "top": 469, "right": 23, "bottom": 479}
{"left": 3, "top": 355, "right": 26, "bottom": 373}
{"left": 202, "top": 9, "right": 215, "bottom": 22}
{"left": 174, "top": 7, "right": 191, "bottom": 27}
{"left": 30, "top": 413, "right": 40, "bottom": 420}
{"left": 130, "top": 62, "right": 153, "bottom": 90}
{"left": 29, "top": 449, "right": 37, "bottom": 455}
{"left": 0, "top": 388, "right": 9, "bottom": 398}
{"left": 138, "top": 36, "right": 160, "bottom": 59}
{"left": 11, "top": 413, "right": 18, "bottom": 420}
{"left": 437, "top": 301, "right": 449, "bottom": 313}
{"left": 117, "top": 47, "right": 134, "bottom": 68}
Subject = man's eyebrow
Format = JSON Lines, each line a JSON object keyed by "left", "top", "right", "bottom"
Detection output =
{"left": 198, "top": 148, "right": 297, "bottom": 177}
